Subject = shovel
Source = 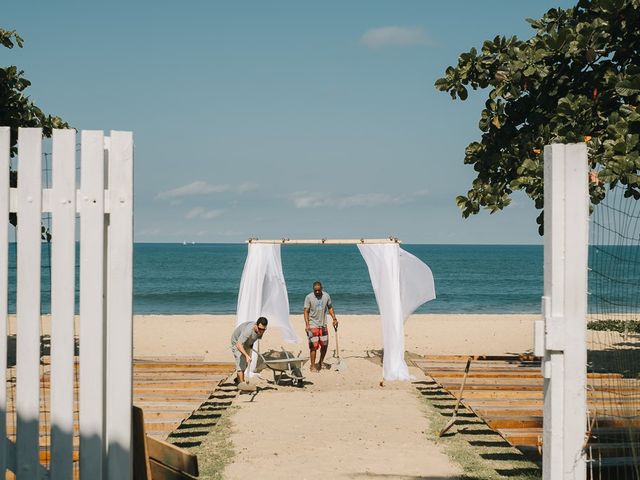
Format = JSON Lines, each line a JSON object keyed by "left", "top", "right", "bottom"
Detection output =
{"left": 333, "top": 323, "right": 347, "bottom": 371}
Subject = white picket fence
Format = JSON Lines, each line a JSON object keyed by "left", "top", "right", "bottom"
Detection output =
{"left": 0, "top": 127, "right": 134, "bottom": 479}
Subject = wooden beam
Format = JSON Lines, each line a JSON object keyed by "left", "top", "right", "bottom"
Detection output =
{"left": 147, "top": 437, "right": 198, "bottom": 477}
{"left": 246, "top": 237, "right": 401, "bottom": 244}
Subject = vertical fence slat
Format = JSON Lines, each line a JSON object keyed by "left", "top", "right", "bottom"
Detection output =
{"left": 0, "top": 127, "right": 10, "bottom": 476}
{"left": 50, "top": 129, "right": 77, "bottom": 480}
{"left": 15, "top": 128, "right": 42, "bottom": 478}
{"left": 79, "top": 130, "right": 106, "bottom": 479}
{"left": 543, "top": 144, "right": 565, "bottom": 480}
{"left": 106, "top": 131, "right": 133, "bottom": 480}
{"left": 561, "top": 143, "right": 588, "bottom": 479}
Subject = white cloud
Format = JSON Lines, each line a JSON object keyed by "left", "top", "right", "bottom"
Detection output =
{"left": 236, "top": 182, "right": 258, "bottom": 193}
{"left": 360, "top": 26, "right": 431, "bottom": 48}
{"left": 292, "top": 192, "right": 422, "bottom": 209}
{"left": 186, "top": 207, "right": 205, "bottom": 219}
{"left": 202, "top": 209, "right": 224, "bottom": 219}
{"left": 185, "top": 207, "right": 224, "bottom": 220}
{"left": 156, "top": 181, "right": 258, "bottom": 199}
{"left": 157, "top": 181, "right": 228, "bottom": 199}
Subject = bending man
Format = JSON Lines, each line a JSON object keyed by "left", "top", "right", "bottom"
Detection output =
{"left": 230, "top": 316, "right": 268, "bottom": 384}
{"left": 304, "top": 281, "right": 338, "bottom": 372}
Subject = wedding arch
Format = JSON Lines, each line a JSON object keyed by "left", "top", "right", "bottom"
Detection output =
{"left": 235, "top": 238, "right": 436, "bottom": 381}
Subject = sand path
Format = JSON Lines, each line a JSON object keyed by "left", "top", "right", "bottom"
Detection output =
{"left": 224, "top": 356, "right": 461, "bottom": 480}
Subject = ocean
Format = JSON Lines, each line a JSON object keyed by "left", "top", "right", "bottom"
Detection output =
{"left": 7, "top": 243, "right": 544, "bottom": 315}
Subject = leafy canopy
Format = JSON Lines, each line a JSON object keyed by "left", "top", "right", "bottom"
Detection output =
{"left": 1, "top": 28, "right": 69, "bottom": 156}
{"left": 1, "top": 28, "right": 69, "bottom": 231}
{"left": 435, "top": 0, "right": 640, "bottom": 234}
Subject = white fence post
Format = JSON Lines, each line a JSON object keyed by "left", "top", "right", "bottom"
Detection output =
{"left": 49, "top": 129, "right": 77, "bottom": 480}
{"left": 106, "top": 131, "right": 134, "bottom": 479}
{"left": 15, "top": 128, "right": 43, "bottom": 478}
{"left": 542, "top": 143, "right": 588, "bottom": 480}
{"left": 79, "top": 130, "right": 107, "bottom": 478}
{"left": 0, "top": 127, "right": 9, "bottom": 476}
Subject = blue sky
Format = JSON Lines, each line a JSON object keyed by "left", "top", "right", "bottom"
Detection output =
{"left": 4, "top": 1, "right": 575, "bottom": 244}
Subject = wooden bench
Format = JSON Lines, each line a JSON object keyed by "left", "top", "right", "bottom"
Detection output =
{"left": 133, "top": 406, "right": 199, "bottom": 480}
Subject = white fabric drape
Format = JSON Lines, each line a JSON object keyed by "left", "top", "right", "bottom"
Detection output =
{"left": 358, "top": 243, "right": 435, "bottom": 381}
{"left": 236, "top": 243, "right": 297, "bottom": 342}
{"left": 236, "top": 243, "right": 297, "bottom": 377}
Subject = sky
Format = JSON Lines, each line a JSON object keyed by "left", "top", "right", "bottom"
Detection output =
{"left": 3, "top": 1, "right": 576, "bottom": 244}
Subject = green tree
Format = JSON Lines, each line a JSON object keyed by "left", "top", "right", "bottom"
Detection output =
{"left": 435, "top": 0, "right": 640, "bottom": 234}
{"left": 1, "top": 28, "right": 69, "bottom": 231}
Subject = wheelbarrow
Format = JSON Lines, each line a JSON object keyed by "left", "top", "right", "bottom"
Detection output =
{"left": 253, "top": 348, "right": 308, "bottom": 386}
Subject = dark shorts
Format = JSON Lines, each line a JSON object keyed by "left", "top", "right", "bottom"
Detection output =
{"left": 307, "top": 326, "right": 329, "bottom": 351}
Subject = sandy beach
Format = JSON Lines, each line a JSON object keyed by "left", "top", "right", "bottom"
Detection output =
{"left": 133, "top": 313, "right": 538, "bottom": 361}
{"left": 130, "top": 314, "right": 538, "bottom": 479}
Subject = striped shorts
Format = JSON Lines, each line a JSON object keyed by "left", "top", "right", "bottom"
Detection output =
{"left": 307, "top": 326, "right": 329, "bottom": 351}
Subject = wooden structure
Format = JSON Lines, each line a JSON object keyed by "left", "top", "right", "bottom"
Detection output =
{"left": 133, "top": 406, "right": 198, "bottom": 480}
{"left": 3, "top": 358, "right": 234, "bottom": 478}
{"left": 413, "top": 355, "right": 640, "bottom": 473}
{"left": 132, "top": 359, "right": 234, "bottom": 438}
{"left": 2, "top": 127, "right": 134, "bottom": 479}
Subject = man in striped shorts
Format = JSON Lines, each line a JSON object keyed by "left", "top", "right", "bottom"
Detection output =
{"left": 304, "top": 281, "right": 338, "bottom": 372}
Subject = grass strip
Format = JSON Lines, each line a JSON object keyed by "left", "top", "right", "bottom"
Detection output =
{"left": 166, "top": 378, "right": 238, "bottom": 480}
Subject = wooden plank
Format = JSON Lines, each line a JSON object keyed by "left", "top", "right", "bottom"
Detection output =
{"left": 148, "top": 458, "right": 197, "bottom": 480}
{"left": 424, "top": 371, "right": 542, "bottom": 378}
{"left": 15, "top": 127, "right": 42, "bottom": 479}
{"left": 106, "top": 130, "right": 134, "bottom": 480}
{"left": 498, "top": 428, "right": 542, "bottom": 446}
{"left": 484, "top": 416, "right": 543, "bottom": 429}
{"left": 419, "top": 354, "right": 541, "bottom": 362}
{"left": 132, "top": 406, "right": 151, "bottom": 480}
{"left": 79, "top": 129, "right": 106, "bottom": 479}
{"left": 134, "top": 357, "right": 205, "bottom": 363}
{"left": 147, "top": 436, "right": 198, "bottom": 476}
{"left": 0, "top": 126, "right": 9, "bottom": 476}
{"left": 50, "top": 128, "right": 77, "bottom": 480}
{"left": 133, "top": 362, "right": 233, "bottom": 370}
{"left": 134, "top": 388, "right": 215, "bottom": 396}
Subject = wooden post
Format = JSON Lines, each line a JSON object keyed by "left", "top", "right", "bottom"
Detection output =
{"left": 79, "top": 130, "right": 107, "bottom": 479}
{"left": 542, "top": 143, "right": 588, "bottom": 480}
{"left": 49, "top": 129, "right": 77, "bottom": 480}
{"left": 16, "top": 128, "right": 42, "bottom": 478}
{"left": 0, "top": 127, "right": 9, "bottom": 475}
{"left": 106, "top": 131, "right": 134, "bottom": 480}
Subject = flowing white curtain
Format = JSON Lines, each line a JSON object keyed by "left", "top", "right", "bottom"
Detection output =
{"left": 236, "top": 243, "right": 297, "bottom": 377}
{"left": 236, "top": 243, "right": 297, "bottom": 342}
{"left": 358, "top": 243, "right": 435, "bottom": 381}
